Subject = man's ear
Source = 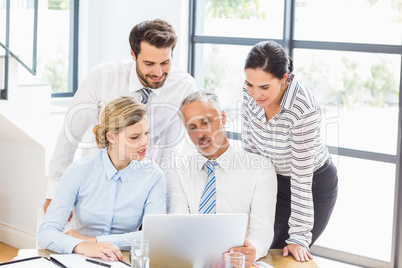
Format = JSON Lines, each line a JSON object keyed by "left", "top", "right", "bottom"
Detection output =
{"left": 130, "top": 49, "right": 136, "bottom": 61}
{"left": 106, "top": 132, "right": 116, "bottom": 144}
{"left": 221, "top": 110, "right": 227, "bottom": 126}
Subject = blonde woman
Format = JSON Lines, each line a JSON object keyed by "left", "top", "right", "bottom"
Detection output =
{"left": 38, "top": 97, "right": 166, "bottom": 261}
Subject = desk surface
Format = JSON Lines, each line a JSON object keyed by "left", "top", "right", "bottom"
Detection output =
{"left": 38, "top": 249, "right": 319, "bottom": 267}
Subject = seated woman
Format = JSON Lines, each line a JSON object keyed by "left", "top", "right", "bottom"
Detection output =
{"left": 38, "top": 96, "right": 166, "bottom": 261}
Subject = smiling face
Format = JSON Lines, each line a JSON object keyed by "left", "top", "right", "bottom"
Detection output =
{"left": 181, "top": 100, "right": 229, "bottom": 160}
{"left": 132, "top": 41, "right": 172, "bottom": 89}
{"left": 107, "top": 117, "right": 150, "bottom": 170}
{"left": 245, "top": 68, "right": 288, "bottom": 108}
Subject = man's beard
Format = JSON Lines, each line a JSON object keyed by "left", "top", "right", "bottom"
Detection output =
{"left": 136, "top": 64, "right": 168, "bottom": 89}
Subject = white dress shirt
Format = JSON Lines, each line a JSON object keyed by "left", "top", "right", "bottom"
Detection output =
{"left": 167, "top": 147, "right": 277, "bottom": 260}
{"left": 47, "top": 60, "right": 196, "bottom": 198}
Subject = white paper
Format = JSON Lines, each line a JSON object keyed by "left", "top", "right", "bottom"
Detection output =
{"left": 1, "top": 257, "right": 58, "bottom": 268}
{"left": 50, "top": 254, "right": 129, "bottom": 268}
{"left": 254, "top": 261, "right": 274, "bottom": 268}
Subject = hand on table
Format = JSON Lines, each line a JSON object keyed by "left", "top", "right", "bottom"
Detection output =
{"left": 229, "top": 238, "right": 256, "bottom": 268}
{"left": 73, "top": 241, "right": 123, "bottom": 261}
{"left": 283, "top": 244, "right": 313, "bottom": 262}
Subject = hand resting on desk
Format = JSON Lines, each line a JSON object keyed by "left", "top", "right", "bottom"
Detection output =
{"left": 283, "top": 244, "right": 313, "bottom": 262}
{"left": 229, "top": 238, "right": 256, "bottom": 268}
{"left": 66, "top": 229, "right": 123, "bottom": 262}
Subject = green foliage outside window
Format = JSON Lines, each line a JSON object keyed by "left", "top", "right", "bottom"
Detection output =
{"left": 44, "top": 52, "right": 68, "bottom": 93}
{"left": 205, "top": 0, "right": 266, "bottom": 20}
{"left": 365, "top": 59, "right": 398, "bottom": 107}
{"left": 340, "top": 58, "right": 366, "bottom": 108}
{"left": 296, "top": 56, "right": 399, "bottom": 109}
{"left": 48, "top": 0, "right": 69, "bottom": 10}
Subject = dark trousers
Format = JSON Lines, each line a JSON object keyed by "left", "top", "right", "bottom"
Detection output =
{"left": 270, "top": 159, "right": 338, "bottom": 249}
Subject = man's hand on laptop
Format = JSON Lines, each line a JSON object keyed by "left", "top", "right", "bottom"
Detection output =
{"left": 229, "top": 238, "right": 256, "bottom": 268}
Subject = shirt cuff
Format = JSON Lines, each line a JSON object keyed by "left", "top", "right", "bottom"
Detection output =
{"left": 46, "top": 179, "right": 60, "bottom": 199}
{"left": 64, "top": 237, "right": 84, "bottom": 254}
{"left": 286, "top": 237, "right": 310, "bottom": 251}
{"left": 248, "top": 238, "right": 266, "bottom": 261}
{"left": 96, "top": 235, "right": 120, "bottom": 248}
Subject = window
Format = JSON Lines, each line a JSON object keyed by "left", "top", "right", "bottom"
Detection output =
{"left": 189, "top": 0, "right": 402, "bottom": 267}
{"left": 0, "top": 0, "right": 78, "bottom": 99}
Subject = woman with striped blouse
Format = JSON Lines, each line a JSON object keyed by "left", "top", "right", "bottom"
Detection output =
{"left": 242, "top": 40, "right": 338, "bottom": 262}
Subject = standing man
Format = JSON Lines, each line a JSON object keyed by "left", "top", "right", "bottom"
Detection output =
{"left": 43, "top": 19, "right": 196, "bottom": 212}
{"left": 168, "top": 90, "right": 277, "bottom": 268}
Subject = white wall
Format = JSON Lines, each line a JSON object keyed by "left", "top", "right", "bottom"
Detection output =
{"left": 0, "top": 0, "right": 189, "bottom": 249}
{"left": 78, "top": 0, "right": 190, "bottom": 84}
{"left": 0, "top": 84, "right": 51, "bottom": 249}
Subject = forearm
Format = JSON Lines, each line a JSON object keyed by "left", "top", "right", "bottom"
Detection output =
{"left": 97, "top": 231, "right": 141, "bottom": 251}
{"left": 38, "top": 227, "right": 83, "bottom": 254}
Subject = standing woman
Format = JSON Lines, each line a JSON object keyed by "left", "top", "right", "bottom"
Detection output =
{"left": 38, "top": 97, "right": 166, "bottom": 261}
{"left": 242, "top": 41, "right": 338, "bottom": 262}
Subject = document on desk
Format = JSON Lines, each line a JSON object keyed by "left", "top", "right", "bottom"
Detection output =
{"left": 254, "top": 261, "right": 274, "bottom": 268}
{"left": 0, "top": 256, "right": 58, "bottom": 267}
{"left": 50, "top": 254, "right": 129, "bottom": 268}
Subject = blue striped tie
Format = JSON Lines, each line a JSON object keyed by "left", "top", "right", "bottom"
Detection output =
{"left": 199, "top": 160, "right": 218, "bottom": 214}
{"left": 140, "top": 88, "right": 152, "bottom": 105}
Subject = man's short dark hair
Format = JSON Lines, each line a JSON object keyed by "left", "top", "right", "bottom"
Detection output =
{"left": 129, "top": 19, "right": 177, "bottom": 58}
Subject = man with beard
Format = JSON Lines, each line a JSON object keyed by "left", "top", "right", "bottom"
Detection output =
{"left": 43, "top": 19, "right": 196, "bottom": 213}
{"left": 168, "top": 90, "right": 277, "bottom": 268}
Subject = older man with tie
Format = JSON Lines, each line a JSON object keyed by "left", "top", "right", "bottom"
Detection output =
{"left": 167, "top": 90, "right": 277, "bottom": 268}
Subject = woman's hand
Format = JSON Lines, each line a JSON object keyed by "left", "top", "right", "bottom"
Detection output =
{"left": 73, "top": 241, "right": 123, "bottom": 261}
{"left": 66, "top": 229, "right": 96, "bottom": 243}
{"left": 229, "top": 238, "right": 256, "bottom": 268}
{"left": 283, "top": 244, "right": 313, "bottom": 262}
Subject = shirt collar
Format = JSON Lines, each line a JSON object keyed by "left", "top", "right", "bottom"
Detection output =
{"left": 195, "top": 146, "right": 233, "bottom": 173}
{"left": 128, "top": 61, "right": 162, "bottom": 97}
{"left": 280, "top": 74, "right": 297, "bottom": 111}
{"left": 101, "top": 148, "right": 130, "bottom": 182}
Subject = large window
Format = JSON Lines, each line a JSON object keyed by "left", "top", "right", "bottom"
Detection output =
{"left": 0, "top": 0, "right": 78, "bottom": 99}
{"left": 189, "top": 0, "right": 402, "bottom": 267}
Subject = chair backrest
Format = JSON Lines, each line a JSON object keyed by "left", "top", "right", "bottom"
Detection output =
{"left": 36, "top": 208, "right": 44, "bottom": 249}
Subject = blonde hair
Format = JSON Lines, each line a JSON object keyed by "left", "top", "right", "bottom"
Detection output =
{"left": 93, "top": 97, "right": 147, "bottom": 149}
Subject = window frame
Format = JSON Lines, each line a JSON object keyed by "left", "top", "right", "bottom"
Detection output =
{"left": 0, "top": 0, "right": 39, "bottom": 100}
{"left": 188, "top": 0, "right": 402, "bottom": 267}
{"left": 0, "top": 0, "right": 79, "bottom": 100}
{"left": 51, "top": 0, "right": 79, "bottom": 98}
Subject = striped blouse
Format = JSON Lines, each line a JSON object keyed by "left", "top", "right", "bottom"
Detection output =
{"left": 241, "top": 74, "right": 329, "bottom": 249}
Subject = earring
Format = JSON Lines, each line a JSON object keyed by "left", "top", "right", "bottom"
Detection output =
{"left": 281, "top": 84, "right": 285, "bottom": 89}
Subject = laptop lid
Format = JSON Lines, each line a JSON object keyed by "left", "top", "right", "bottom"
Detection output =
{"left": 142, "top": 213, "right": 248, "bottom": 268}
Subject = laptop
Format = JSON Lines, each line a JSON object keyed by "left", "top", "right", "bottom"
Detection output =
{"left": 142, "top": 213, "right": 248, "bottom": 268}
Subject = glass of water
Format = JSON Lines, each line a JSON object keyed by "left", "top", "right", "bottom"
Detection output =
{"left": 131, "top": 239, "right": 149, "bottom": 268}
{"left": 224, "top": 252, "right": 245, "bottom": 268}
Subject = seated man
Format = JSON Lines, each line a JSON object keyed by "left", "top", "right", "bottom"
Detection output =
{"left": 167, "top": 90, "right": 277, "bottom": 267}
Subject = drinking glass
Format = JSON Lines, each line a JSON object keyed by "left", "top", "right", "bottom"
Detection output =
{"left": 131, "top": 239, "right": 149, "bottom": 268}
{"left": 224, "top": 252, "right": 245, "bottom": 268}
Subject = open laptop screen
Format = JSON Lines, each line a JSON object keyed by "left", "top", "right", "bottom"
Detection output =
{"left": 142, "top": 213, "right": 248, "bottom": 268}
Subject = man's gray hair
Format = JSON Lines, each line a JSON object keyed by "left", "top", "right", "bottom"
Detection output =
{"left": 180, "top": 90, "right": 223, "bottom": 115}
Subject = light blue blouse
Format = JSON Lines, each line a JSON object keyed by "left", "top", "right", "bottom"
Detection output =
{"left": 38, "top": 149, "right": 166, "bottom": 253}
